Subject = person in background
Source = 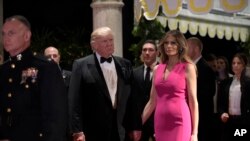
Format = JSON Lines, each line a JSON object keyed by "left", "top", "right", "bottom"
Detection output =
{"left": 133, "top": 40, "right": 158, "bottom": 141}
{"left": 142, "top": 30, "right": 199, "bottom": 141}
{"left": 217, "top": 56, "right": 233, "bottom": 82}
{"left": 0, "top": 15, "right": 67, "bottom": 141}
{"left": 215, "top": 56, "right": 233, "bottom": 118}
{"left": 205, "top": 53, "right": 218, "bottom": 72}
{"left": 187, "top": 37, "right": 216, "bottom": 141}
{"left": 68, "top": 27, "right": 141, "bottom": 141}
{"left": 218, "top": 53, "right": 250, "bottom": 141}
{"left": 44, "top": 46, "right": 72, "bottom": 140}
{"left": 205, "top": 53, "right": 223, "bottom": 141}
{"left": 44, "top": 46, "right": 71, "bottom": 88}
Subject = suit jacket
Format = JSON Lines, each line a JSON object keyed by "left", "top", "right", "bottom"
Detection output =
{"left": 0, "top": 49, "right": 68, "bottom": 141}
{"left": 218, "top": 72, "right": 250, "bottom": 120}
{"left": 132, "top": 64, "right": 156, "bottom": 141}
{"left": 196, "top": 58, "right": 216, "bottom": 118}
{"left": 133, "top": 65, "right": 150, "bottom": 113}
{"left": 68, "top": 54, "right": 141, "bottom": 141}
{"left": 133, "top": 65, "right": 154, "bottom": 128}
{"left": 61, "top": 69, "right": 71, "bottom": 89}
{"left": 240, "top": 67, "right": 250, "bottom": 119}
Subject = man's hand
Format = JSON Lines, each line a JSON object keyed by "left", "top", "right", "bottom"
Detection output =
{"left": 221, "top": 113, "right": 229, "bottom": 123}
{"left": 129, "top": 130, "right": 141, "bottom": 141}
{"left": 72, "top": 132, "right": 85, "bottom": 141}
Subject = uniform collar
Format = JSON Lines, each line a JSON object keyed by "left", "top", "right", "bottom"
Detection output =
{"left": 9, "top": 48, "right": 33, "bottom": 62}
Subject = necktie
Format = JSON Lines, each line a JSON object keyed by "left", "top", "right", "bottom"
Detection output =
{"left": 100, "top": 57, "right": 112, "bottom": 63}
{"left": 145, "top": 67, "right": 152, "bottom": 96}
{"left": 145, "top": 66, "right": 151, "bottom": 85}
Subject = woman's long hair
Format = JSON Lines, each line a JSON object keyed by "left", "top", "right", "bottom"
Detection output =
{"left": 159, "top": 30, "right": 193, "bottom": 63}
{"left": 158, "top": 30, "right": 192, "bottom": 64}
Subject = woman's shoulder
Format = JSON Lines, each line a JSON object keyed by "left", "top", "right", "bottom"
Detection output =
{"left": 184, "top": 61, "right": 196, "bottom": 73}
{"left": 153, "top": 64, "right": 160, "bottom": 71}
{"left": 152, "top": 63, "right": 165, "bottom": 73}
{"left": 181, "top": 61, "right": 195, "bottom": 68}
{"left": 155, "top": 63, "right": 165, "bottom": 69}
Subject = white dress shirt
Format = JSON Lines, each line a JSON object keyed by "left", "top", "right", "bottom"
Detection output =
{"left": 228, "top": 76, "right": 242, "bottom": 115}
{"left": 96, "top": 53, "right": 118, "bottom": 108}
{"left": 143, "top": 61, "right": 157, "bottom": 80}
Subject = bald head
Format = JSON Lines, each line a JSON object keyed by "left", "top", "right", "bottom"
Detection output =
{"left": 44, "top": 46, "right": 61, "bottom": 64}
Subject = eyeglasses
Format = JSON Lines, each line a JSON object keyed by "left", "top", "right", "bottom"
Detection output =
{"left": 46, "top": 54, "right": 58, "bottom": 58}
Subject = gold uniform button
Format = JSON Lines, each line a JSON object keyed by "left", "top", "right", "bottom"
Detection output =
{"left": 11, "top": 64, "right": 15, "bottom": 69}
{"left": 39, "top": 133, "right": 43, "bottom": 137}
{"left": 8, "top": 93, "right": 12, "bottom": 98}
{"left": 7, "top": 108, "right": 11, "bottom": 113}
{"left": 25, "top": 84, "right": 29, "bottom": 89}
{"left": 8, "top": 78, "right": 13, "bottom": 83}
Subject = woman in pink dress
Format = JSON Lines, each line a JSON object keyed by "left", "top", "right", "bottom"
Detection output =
{"left": 142, "top": 30, "right": 199, "bottom": 141}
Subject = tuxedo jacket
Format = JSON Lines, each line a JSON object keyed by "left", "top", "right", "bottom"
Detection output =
{"left": 68, "top": 54, "right": 141, "bottom": 141}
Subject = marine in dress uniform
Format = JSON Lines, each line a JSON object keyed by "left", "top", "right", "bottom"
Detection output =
{"left": 0, "top": 49, "right": 68, "bottom": 141}
{"left": 0, "top": 15, "right": 68, "bottom": 141}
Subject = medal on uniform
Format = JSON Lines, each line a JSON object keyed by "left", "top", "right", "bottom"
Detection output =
{"left": 16, "top": 54, "right": 22, "bottom": 61}
{"left": 20, "top": 67, "right": 38, "bottom": 84}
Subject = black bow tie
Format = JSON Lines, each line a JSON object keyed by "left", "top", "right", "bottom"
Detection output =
{"left": 100, "top": 57, "right": 112, "bottom": 63}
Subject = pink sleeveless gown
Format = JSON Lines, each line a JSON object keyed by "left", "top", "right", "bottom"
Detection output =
{"left": 154, "top": 63, "right": 191, "bottom": 141}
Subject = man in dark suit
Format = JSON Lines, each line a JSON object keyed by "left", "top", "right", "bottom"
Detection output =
{"left": 133, "top": 40, "right": 158, "bottom": 141}
{"left": 187, "top": 37, "right": 216, "bottom": 141}
{"left": 68, "top": 27, "right": 141, "bottom": 141}
{"left": 0, "top": 15, "right": 68, "bottom": 141}
{"left": 44, "top": 46, "right": 72, "bottom": 140}
{"left": 44, "top": 46, "right": 71, "bottom": 88}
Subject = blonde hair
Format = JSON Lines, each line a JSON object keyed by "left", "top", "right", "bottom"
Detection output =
{"left": 90, "top": 27, "right": 113, "bottom": 45}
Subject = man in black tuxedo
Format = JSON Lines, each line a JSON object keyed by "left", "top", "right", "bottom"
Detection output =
{"left": 187, "top": 37, "right": 216, "bottom": 141}
{"left": 44, "top": 46, "right": 71, "bottom": 88}
{"left": 133, "top": 40, "right": 158, "bottom": 141}
{"left": 68, "top": 27, "right": 141, "bottom": 141}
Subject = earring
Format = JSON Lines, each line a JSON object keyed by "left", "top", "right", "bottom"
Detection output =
{"left": 179, "top": 48, "right": 183, "bottom": 54}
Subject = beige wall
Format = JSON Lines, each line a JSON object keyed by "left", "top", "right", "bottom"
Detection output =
{"left": 91, "top": 0, "right": 124, "bottom": 57}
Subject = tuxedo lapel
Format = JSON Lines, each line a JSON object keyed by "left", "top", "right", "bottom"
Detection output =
{"left": 113, "top": 58, "right": 123, "bottom": 106}
{"left": 113, "top": 56, "right": 133, "bottom": 108}
{"left": 88, "top": 55, "right": 112, "bottom": 102}
{"left": 116, "top": 73, "right": 123, "bottom": 108}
